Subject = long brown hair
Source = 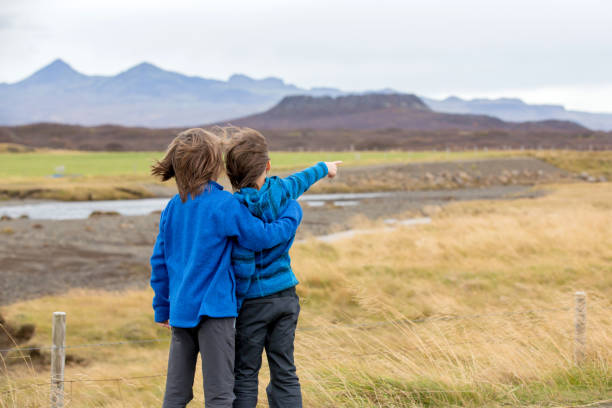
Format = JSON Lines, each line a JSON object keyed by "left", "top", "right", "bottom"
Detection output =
{"left": 224, "top": 127, "right": 269, "bottom": 191}
{"left": 151, "top": 128, "right": 223, "bottom": 202}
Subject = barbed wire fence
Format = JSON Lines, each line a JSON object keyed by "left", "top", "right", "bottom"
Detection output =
{"left": 0, "top": 291, "right": 608, "bottom": 407}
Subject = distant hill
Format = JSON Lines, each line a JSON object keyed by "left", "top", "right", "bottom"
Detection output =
{"left": 422, "top": 96, "right": 612, "bottom": 131}
{"left": 228, "top": 93, "right": 588, "bottom": 133}
{"left": 3, "top": 93, "right": 609, "bottom": 152}
{"left": 0, "top": 59, "right": 343, "bottom": 127}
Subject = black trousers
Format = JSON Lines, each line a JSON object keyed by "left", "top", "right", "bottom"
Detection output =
{"left": 163, "top": 317, "right": 236, "bottom": 408}
{"left": 233, "top": 287, "right": 302, "bottom": 408}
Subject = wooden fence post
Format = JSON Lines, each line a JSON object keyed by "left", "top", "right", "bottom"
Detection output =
{"left": 574, "top": 292, "right": 586, "bottom": 365}
{"left": 50, "top": 312, "right": 66, "bottom": 408}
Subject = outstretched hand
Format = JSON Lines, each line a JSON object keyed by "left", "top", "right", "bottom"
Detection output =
{"left": 325, "top": 161, "right": 343, "bottom": 178}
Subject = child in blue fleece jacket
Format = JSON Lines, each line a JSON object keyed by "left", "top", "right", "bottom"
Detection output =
{"left": 224, "top": 128, "right": 341, "bottom": 408}
{"left": 149, "top": 128, "right": 303, "bottom": 408}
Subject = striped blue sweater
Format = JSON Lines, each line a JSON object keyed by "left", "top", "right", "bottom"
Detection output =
{"left": 232, "top": 162, "right": 328, "bottom": 309}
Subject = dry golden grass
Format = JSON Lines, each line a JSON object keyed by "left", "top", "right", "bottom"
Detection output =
{"left": 290, "top": 183, "right": 612, "bottom": 406}
{"left": 1, "top": 183, "right": 611, "bottom": 407}
{"left": 529, "top": 150, "right": 612, "bottom": 178}
{"left": 0, "top": 175, "right": 160, "bottom": 201}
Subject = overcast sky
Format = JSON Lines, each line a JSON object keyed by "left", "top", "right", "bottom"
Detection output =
{"left": 1, "top": 0, "right": 611, "bottom": 112}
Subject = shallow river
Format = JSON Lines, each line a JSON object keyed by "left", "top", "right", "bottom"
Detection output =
{"left": 0, "top": 192, "right": 395, "bottom": 220}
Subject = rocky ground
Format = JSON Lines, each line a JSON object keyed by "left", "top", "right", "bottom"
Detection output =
{"left": 157, "top": 157, "right": 591, "bottom": 195}
{"left": 305, "top": 157, "right": 587, "bottom": 193}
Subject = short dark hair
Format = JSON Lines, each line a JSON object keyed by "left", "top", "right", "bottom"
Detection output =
{"left": 151, "top": 128, "right": 223, "bottom": 202}
{"left": 225, "top": 128, "right": 269, "bottom": 191}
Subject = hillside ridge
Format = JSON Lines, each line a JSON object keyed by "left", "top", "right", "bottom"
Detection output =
{"left": 267, "top": 94, "right": 430, "bottom": 117}
{"left": 228, "top": 93, "right": 587, "bottom": 133}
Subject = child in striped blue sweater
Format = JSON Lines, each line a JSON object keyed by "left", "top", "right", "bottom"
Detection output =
{"left": 225, "top": 128, "right": 340, "bottom": 408}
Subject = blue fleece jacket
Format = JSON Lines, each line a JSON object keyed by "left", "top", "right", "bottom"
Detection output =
{"left": 150, "top": 181, "right": 303, "bottom": 328}
{"left": 232, "top": 162, "right": 328, "bottom": 308}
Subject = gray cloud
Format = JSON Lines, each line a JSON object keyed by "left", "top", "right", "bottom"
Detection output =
{"left": 1, "top": 0, "right": 611, "bottom": 112}
{"left": 0, "top": 14, "right": 12, "bottom": 30}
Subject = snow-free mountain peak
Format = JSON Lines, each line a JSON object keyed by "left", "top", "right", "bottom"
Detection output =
{"left": 19, "top": 58, "right": 83, "bottom": 85}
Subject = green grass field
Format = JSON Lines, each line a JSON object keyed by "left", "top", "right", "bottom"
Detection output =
{"left": 0, "top": 149, "right": 519, "bottom": 178}
{"left": 0, "top": 151, "right": 161, "bottom": 178}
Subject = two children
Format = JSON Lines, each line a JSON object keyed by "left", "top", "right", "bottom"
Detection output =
{"left": 150, "top": 127, "right": 339, "bottom": 407}
{"left": 150, "top": 128, "right": 303, "bottom": 408}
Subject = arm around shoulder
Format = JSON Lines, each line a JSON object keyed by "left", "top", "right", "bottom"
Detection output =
{"left": 223, "top": 198, "right": 302, "bottom": 252}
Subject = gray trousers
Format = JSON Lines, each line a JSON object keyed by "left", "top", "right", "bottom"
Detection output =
{"left": 233, "top": 287, "right": 302, "bottom": 408}
{"left": 163, "top": 317, "right": 236, "bottom": 408}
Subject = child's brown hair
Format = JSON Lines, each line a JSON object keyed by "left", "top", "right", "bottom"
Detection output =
{"left": 151, "top": 128, "right": 223, "bottom": 202}
{"left": 225, "top": 127, "right": 269, "bottom": 191}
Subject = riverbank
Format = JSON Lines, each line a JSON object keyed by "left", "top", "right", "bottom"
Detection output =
{"left": 0, "top": 150, "right": 609, "bottom": 201}
{"left": 0, "top": 185, "right": 543, "bottom": 305}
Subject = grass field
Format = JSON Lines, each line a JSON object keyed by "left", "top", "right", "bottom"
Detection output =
{"left": 0, "top": 149, "right": 522, "bottom": 179}
{"left": 0, "top": 146, "right": 610, "bottom": 201}
{"left": 1, "top": 146, "right": 610, "bottom": 179}
{"left": 1, "top": 182, "right": 611, "bottom": 407}
{"left": 530, "top": 150, "right": 612, "bottom": 179}
{"left": 0, "top": 149, "right": 516, "bottom": 201}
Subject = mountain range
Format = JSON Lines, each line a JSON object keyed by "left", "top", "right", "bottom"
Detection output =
{"left": 422, "top": 96, "right": 612, "bottom": 132}
{"left": 4, "top": 93, "right": 610, "bottom": 152}
{"left": 1, "top": 59, "right": 612, "bottom": 130}
{"left": 0, "top": 59, "right": 342, "bottom": 127}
